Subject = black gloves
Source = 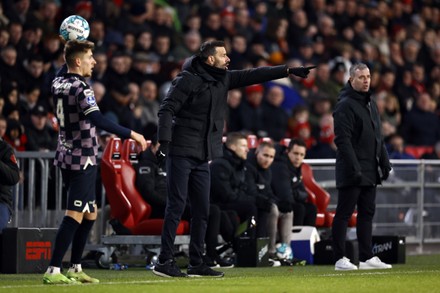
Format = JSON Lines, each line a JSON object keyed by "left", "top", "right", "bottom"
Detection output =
{"left": 288, "top": 65, "right": 317, "bottom": 78}
{"left": 382, "top": 167, "right": 391, "bottom": 181}
{"left": 156, "top": 141, "right": 169, "bottom": 164}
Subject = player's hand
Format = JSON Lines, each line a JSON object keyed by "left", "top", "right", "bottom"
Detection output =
{"left": 130, "top": 131, "right": 148, "bottom": 151}
{"left": 288, "top": 65, "right": 317, "bottom": 78}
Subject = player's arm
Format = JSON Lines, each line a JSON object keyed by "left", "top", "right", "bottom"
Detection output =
{"left": 86, "top": 111, "right": 147, "bottom": 151}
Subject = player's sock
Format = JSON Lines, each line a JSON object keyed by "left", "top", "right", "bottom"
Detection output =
{"left": 70, "top": 219, "right": 95, "bottom": 264}
{"left": 49, "top": 216, "right": 80, "bottom": 267}
{"left": 68, "top": 263, "right": 82, "bottom": 273}
{"left": 45, "top": 266, "right": 61, "bottom": 274}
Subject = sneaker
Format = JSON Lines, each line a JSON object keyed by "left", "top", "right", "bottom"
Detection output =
{"left": 187, "top": 263, "right": 224, "bottom": 277}
{"left": 215, "top": 257, "right": 234, "bottom": 269}
{"left": 335, "top": 257, "right": 358, "bottom": 271}
{"left": 66, "top": 270, "right": 100, "bottom": 283}
{"left": 268, "top": 258, "right": 282, "bottom": 267}
{"left": 153, "top": 259, "right": 188, "bottom": 278}
{"left": 43, "top": 273, "right": 79, "bottom": 285}
{"left": 203, "top": 255, "right": 220, "bottom": 268}
{"left": 359, "top": 256, "right": 392, "bottom": 270}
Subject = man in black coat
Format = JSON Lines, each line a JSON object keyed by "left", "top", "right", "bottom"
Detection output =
{"left": 210, "top": 132, "right": 258, "bottom": 235}
{"left": 332, "top": 63, "right": 392, "bottom": 271}
{"left": 154, "top": 40, "right": 314, "bottom": 277}
{"left": 271, "top": 138, "right": 317, "bottom": 227}
{"left": 0, "top": 137, "right": 20, "bottom": 231}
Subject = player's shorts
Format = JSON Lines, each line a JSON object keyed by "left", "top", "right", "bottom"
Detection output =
{"left": 61, "top": 164, "right": 97, "bottom": 213}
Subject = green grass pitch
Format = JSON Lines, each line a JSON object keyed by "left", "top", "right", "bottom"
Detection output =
{"left": 1, "top": 254, "right": 440, "bottom": 293}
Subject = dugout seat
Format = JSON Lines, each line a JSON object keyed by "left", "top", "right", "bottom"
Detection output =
{"left": 247, "top": 134, "right": 259, "bottom": 149}
{"left": 301, "top": 163, "right": 357, "bottom": 227}
{"left": 101, "top": 137, "right": 189, "bottom": 235}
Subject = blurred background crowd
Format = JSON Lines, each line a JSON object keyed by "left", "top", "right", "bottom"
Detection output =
{"left": 0, "top": 0, "right": 439, "bottom": 159}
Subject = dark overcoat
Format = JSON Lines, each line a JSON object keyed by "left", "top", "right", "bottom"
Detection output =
{"left": 333, "top": 82, "right": 391, "bottom": 188}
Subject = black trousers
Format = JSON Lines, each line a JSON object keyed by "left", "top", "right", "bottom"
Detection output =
{"left": 159, "top": 156, "right": 210, "bottom": 266}
{"left": 332, "top": 186, "right": 376, "bottom": 262}
{"left": 293, "top": 202, "right": 317, "bottom": 226}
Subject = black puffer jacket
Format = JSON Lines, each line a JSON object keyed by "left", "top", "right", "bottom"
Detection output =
{"left": 271, "top": 148, "right": 308, "bottom": 213}
{"left": 333, "top": 82, "right": 391, "bottom": 188}
{"left": 210, "top": 147, "right": 257, "bottom": 205}
{"left": 157, "top": 55, "right": 288, "bottom": 161}
{"left": 0, "top": 139, "right": 20, "bottom": 214}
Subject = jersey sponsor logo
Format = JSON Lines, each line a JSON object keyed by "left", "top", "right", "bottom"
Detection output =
{"left": 84, "top": 89, "right": 97, "bottom": 106}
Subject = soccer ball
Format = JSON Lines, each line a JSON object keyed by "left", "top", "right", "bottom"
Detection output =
{"left": 275, "top": 243, "right": 293, "bottom": 260}
{"left": 59, "top": 15, "right": 90, "bottom": 41}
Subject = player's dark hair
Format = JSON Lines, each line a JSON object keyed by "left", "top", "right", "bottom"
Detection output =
{"left": 64, "top": 40, "right": 95, "bottom": 67}
{"left": 198, "top": 40, "right": 225, "bottom": 62}
{"left": 287, "top": 138, "right": 307, "bottom": 151}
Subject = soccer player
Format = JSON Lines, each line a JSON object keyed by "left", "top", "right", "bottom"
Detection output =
{"left": 43, "top": 40, "right": 147, "bottom": 284}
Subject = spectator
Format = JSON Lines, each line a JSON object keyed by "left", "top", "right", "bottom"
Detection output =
{"left": 26, "top": 105, "right": 57, "bottom": 151}
{"left": 261, "top": 85, "right": 289, "bottom": 141}
{"left": 307, "top": 113, "right": 337, "bottom": 159}
{"left": 401, "top": 92, "right": 440, "bottom": 146}
{"left": 136, "top": 80, "right": 159, "bottom": 138}
{"left": 387, "top": 133, "right": 415, "bottom": 160}
{"left": 0, "top": 133, "right": 20, "bottom": 232}
{"left": 3, "top": 118, "right": 27, "bottom": 151}
{"left": 0, "top": 115, "right": 6, "bottom": 138}
{"left": 271, "top": 138, "right": 317, "bottom": 227}
{"left": 225, "top": 89, "right": 242, "bottom": 133}
{"left": 0, "top": 46, "right": 20, "bottom": 92}
{"left": 235, "top": 84, "right": 265, "bottom": 137}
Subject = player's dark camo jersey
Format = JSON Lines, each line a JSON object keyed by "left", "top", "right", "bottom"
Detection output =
{"left": 51, "top": 73, "right": 99, "bottom": 170}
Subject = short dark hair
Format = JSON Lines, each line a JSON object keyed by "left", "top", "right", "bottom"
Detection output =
{"left": 64, "top": 40, "right": 95, "bottom": 67}
{"left": 198, "top": 40, "right": 225, "bottom": 61}
{"left": 225, "top": 132, "right": 247, "bottom": 148}
{"left": 287, "top": 138, "right": 306, "bottom": 151}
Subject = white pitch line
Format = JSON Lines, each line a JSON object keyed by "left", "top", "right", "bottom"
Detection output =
{"left": 317, "top": 269, "right": 440, "bottom": 277}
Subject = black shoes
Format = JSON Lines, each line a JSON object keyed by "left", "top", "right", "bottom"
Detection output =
{"left": 187, "top": 263, "right": 224, "bottom": 278}
{"left": 203, "top": 254, "right": 234, "bottom": 269}
{"left": 153, "top": 259, "right": 188, "bottom": 278}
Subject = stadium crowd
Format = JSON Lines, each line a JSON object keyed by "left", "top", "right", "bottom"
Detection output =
{"left": 0, "top": 0, "right": 439, "bottom": 156}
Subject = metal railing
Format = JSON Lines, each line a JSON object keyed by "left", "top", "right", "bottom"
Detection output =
{"left": 8, "top": 153, "right": 440, "bottom": 253}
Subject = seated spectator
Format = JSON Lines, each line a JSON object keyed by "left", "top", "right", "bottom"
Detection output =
{"left": 307, "top": 113, "right": 336, "bottom": 159}
{"left": 261, "top": 85, "right": 289, "bottom": 141}
{"left": 401, "top": 92, "right": 440, "bottom": 147}
{"left": 134, "top": 137, "right": 234, "bottom": 268}
{"left": 271, "top": 138, "right": 317, "bottom": 227}
{"left": 24, "top": 104, "right": 57, "bottom": 151}
{"left": 210, "top": 132, "right": 259, "bottom": 237}
{"left": 0, "top": 115, "right": 6, "bottom": 139}
{"left": 3, "top": 118, "right": 27, "bottom": 151}
{"left": 387, "top": 134, "right": 415, "bottom": 160}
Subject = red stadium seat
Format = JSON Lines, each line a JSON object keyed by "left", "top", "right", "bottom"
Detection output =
{"left": 101, "top": 137, "right": 189, "bottom": 235}
{"left": 301, "top": 163, "right": 356, "bottom": 228}
{"left": 247, "top": 134, "right": 258, "bottom": 149}
{"left": 404, "top": 145, "right": 433, "bottom": 159}
{"left": 279, "top": 138, "right": 291, "bottom": 147}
